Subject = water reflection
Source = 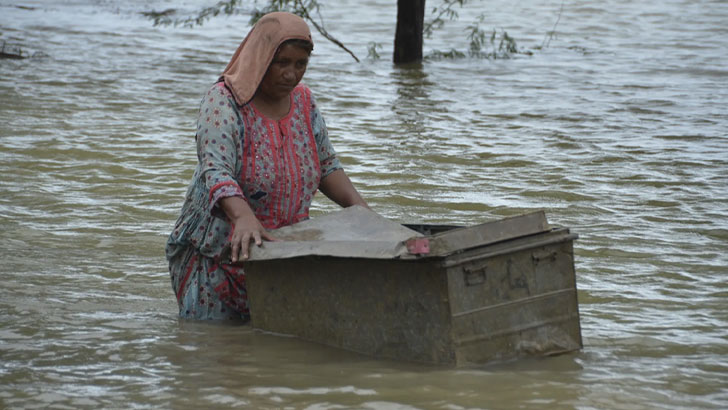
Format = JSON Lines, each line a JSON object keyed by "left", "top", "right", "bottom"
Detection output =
{"left": 390, "top": 63, "right": 433, "bottom": 142}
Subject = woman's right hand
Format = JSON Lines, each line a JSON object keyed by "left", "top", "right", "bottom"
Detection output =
{"left": 220, "top": 196, "right": 277, "bottom": 262}
{"left": 229, "top": 213, "right": 277, "bottom": 262}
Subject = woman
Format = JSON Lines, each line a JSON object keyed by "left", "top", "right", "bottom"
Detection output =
{"left": 166, "top": 12, "right": 368, "bottom": 321}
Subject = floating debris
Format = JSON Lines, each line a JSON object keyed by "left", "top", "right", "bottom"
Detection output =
{"left": 0, "top": 41, "right": 49, "bottom": 60}
{"left": 1, "top": 41, "right": 25, "bottom": 59}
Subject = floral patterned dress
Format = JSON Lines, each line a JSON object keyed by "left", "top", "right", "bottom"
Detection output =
{"left": 165, "top": 82, "right": 341, "bottom": 320}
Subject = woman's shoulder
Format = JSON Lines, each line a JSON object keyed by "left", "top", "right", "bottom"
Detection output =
{"left": 204, "top": 81, "right": 237, "bottom": 106}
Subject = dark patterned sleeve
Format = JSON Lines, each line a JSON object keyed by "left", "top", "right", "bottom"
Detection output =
{"left": 195, "top": 83, "right": 245, "bottom": 216}
{"left": 309, "top": 91, "right": 342, "bottom": 178}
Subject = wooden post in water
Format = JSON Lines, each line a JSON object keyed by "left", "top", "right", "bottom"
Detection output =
{"left": 394, "top": 0, "right": 426, "bottom": 64}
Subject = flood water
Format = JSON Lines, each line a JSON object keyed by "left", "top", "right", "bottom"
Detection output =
{"left": 1, "top": 0, "right": 727, "bottom": 408}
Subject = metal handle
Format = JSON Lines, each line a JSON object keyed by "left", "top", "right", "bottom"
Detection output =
{"left": 463, "top": 265, "right": 487, "bottom": 286}
{"left": 532, "top": 250, "right": 557, "bottom": 265}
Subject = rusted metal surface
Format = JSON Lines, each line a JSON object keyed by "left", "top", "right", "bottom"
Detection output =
{"left": 241, "top": 206, "right": 582, "bottom": 366}
{"left": 246, "top": 258, "right": 456, "bottom": 364}
{"left": 444, "top": 228, "right": 581, "bottom": 364}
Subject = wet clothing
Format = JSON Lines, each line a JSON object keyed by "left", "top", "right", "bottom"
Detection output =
{"left": 165, "top": 81, "right": 341, "bottom": 320}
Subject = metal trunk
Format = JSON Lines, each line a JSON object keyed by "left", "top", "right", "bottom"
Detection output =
{"left": 236, "top": 207, "right": 582, "bottom": 366}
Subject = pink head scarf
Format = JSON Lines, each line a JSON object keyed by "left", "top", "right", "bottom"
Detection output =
{"left": 221, "top": 12, "right": 313, "bottom": 106}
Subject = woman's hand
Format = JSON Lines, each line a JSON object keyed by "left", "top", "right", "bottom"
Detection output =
{"left": 229, "top": 213, "right": 277, "bottom": 262}
{"left": 220, "top": 196, "right": 277, "bottom": 262}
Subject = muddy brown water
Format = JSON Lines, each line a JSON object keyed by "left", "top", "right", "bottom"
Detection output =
{"left": 1, "top": 0, "right": 726, "bottom": 408}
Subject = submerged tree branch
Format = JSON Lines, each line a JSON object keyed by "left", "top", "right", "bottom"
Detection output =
{"left": 292, "top": 0, "right": 360, "bottom": 62}
{"left": 144, "top": 0, "right": 242, "bottom": 28}
{"left": 541, "top": 0, "right": 565, "bottom": 49}
{"left": 145, "top": 0, "right": 359, "bottom": 62}
{"left": 424, "top": 0, "right": 466, "bottom": 38}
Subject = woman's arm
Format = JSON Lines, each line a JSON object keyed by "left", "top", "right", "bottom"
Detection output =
{"left": 318, "top": 168, "right": 369, "bottom": 209}
{"left": 196, "top": 84, "right": 277, "bottom": 262}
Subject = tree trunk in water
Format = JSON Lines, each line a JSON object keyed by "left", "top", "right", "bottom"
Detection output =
{"left": 393, "top": 0, "right": 426, "bottom": 64}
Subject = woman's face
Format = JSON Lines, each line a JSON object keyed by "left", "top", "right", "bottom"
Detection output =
{"left": 258, "top": 43, "right": 310, "bottom": 101}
